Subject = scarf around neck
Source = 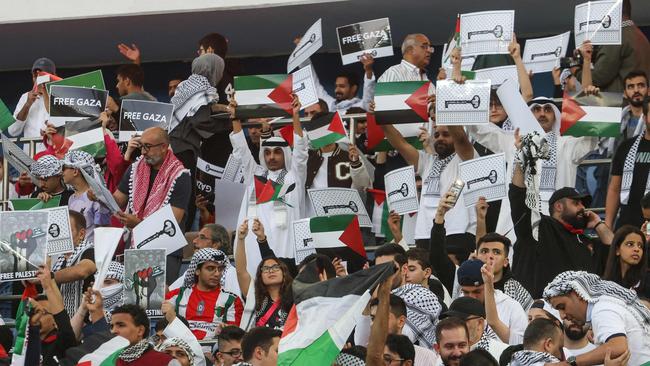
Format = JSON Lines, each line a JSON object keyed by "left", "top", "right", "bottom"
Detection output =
{"left": 127, "top": 149, "right": 188, "bottom": 219}
{"left": 169, "top": 74, "right": 218, "bottom": 132}
{"left": 118, "top": 339, "right": 151, "bottom": 362}
{"left": 423, "top": 153, "right": 456, "bottom": 197}
{"left": 620, "top": 132, "right": 650, "bottom": 204}
{"left": 511, "top": 350, "right": 560, "bottom": 366}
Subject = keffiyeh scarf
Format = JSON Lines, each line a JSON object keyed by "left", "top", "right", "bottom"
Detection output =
{"left": 392, "top": 283, "right": 442, "bottom": 348}
{"left": 102, "top": 261, "right": 125, "bottom": 313}
{"left": 474, "top": 326, "right": 497, "bottom": 351}
{"left": 62, "top": 150, "right": 97, "bottom": 177}
{"left": 620, "top": 133, "right": 650, "bottom": 204}
{"left": 501, "top": 118, "right": 514, "bottom": 132}
{"left": 31, "top": 155, "right": 62, "bottom": 178}
{"left": 511, "top": 350, "right": 560, "bottom": 366}
{"left": 335, "top": 353, "right": 366, "bottom": 366}
{"left": 515, "top": 131, "right": 550, "bottom": 211}
{"left": 52, "top": 240, "right": 93, "bottom": 315}
{"left": 169, "top": 74, "right": 218, "bottom": 132}
{"left": 504, "top": 277, "right": 534, "bottom": 311}
{"left": 423, "top": 153, "right": 456, "bottom": 197}
{"left": 118, "top": 339, "right": 151, "bottom": 363}
{"left": 543, "top": 271, "right": 650, "bottom": 332}
{"left": 183, "top": 248, "right": 229, "bottom": 288}
{"left": 156, "top": 337, "right": 196, "bottom": 366}
{"left": 539, "top": 131, "right": 557, "bottom": 202}
{"left": 127, "top": 149, "right": 188, "bottom": 219}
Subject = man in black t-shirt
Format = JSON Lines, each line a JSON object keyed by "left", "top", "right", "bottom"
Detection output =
{"left": 606, "top": 98, "right": 650, "bottom": 229}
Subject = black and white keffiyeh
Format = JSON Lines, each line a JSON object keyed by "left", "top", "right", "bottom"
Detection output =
{"left": 501, "top": 118, "right": 514, "bottom": 132}
{"left": 474, "top": 326, "right": 497, "bottom": 351}
{"left": 504, "top": 278, "right": 534, "bottom": 311}
{"left": 539, "top": 131, "right": 557, "bottom": 197}
{"left": 543, "top": 271, "right": 650, "bottom": 331}
{"left": 334, "top": 353, "right": 366, "bottom": 366}
{"left": 62, "top": 150, "right": 96, "bottom": 176}
{"left": 392, "top": 283, "right": 442, "bottom": 348}
{"left": 183, "top": 248, "right": 229, "bottom": 288}
{"left": 31, "top": 155, "right": 62, "bottom": 178}
{"left": 511, "top": 350, "right": 560, "bottom": 366}
{"left": 515, "top": 131, "right": 550, "bottom": 211}
{"left": 620, "top": 133, "right": 650, "bottom": 204}
{"left": 423, "top": 153, "right": 456, "bottom": 197}
{"left": 105, "top": 261, "right": 125, "bottom": 282}
{"left": 118, "top": 339, "right": 151, "bottom": 362}
{"left": 156, "top": 337, "right": 196, "bottom": 366}
{"left": 52, "top": 240, "right": 94, "bottom": 315}
{"left": 170, "top": 74, "right": 219, "bottom": 132}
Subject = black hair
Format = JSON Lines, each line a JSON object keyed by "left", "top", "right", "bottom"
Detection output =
{"left": 499, "top": 345, "right": 524, "bottom": 366}
{"left": 406, "top": 248, "right": 432, "bottom": 270}
{"left": 603, "top": 225, "right": 648, "bottom": 290}
{"left": 477, "top": 233, "right": 512, "bottom": 256}
{"left": 624, "top": 70, "right": 648, "bottom": 87}
{"left": 155, "top": 318, "right": 169, "bottom": 332}
{"left": 336, "top": 72, "right": 360, "bottom": 89}
{"left": 460, "top": 349, "right": 499, "bottom": 366}
{"left": 523, "top": 318, "right": 562, "bottom": 349}
{"left": 241, "top": 326, "right": 282, "bottom": 362}
{"left": 435, "top": 316, "right": 469, "bottom": 345}
{"left": 623, "top": 0, "right": 631, "bottom": 18}
{"left": 369, "top": 294, "right": 407, "bottom": 319}
{"left": 198, "top": 33, "right": 229, "bottom": 58}
{"left": 375, "top": 243, "right": 407, "bottom": 259}
{"left": 385, "top": 334, "right": 415, "bottom": 362}
{"left": 35, "top": 294, "right": 48, "bottom": 302}
{"left": 346, "top": 106, "right": 367, "bottom": 115}
{"left": 112, "top": 304, "right": 150, "bottom": 338}
{"left": 298, "top": 253, "right": 337, "bottom": 280}
{"left": 339, "top": 345, "right": 367, "bottom": 361}
{"left": 116, "top": 64, "right": 145, "bottom": 87}
{"left": 68, "top": 209, "right": 87, "bottom": 232}
{"left": 642, "top": 192, "right": 650, "bottom": 210}
{"left": 218, "top": 325, "right": 246, "bottom": 351}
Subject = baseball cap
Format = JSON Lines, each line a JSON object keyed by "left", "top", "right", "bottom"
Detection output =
{"left": 548, "top": 187, "right": 592, "bottom": 208}
{"left": 440, "top": 296, "right": 486, "bottom": 320}
{"left": 32, "top": 57, "right": 56, "bottom": 74}
{"left": 457, "top": 259, "right": 485, "bottom": 287}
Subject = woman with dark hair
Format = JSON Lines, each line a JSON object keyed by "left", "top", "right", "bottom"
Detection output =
{"left": 235, "top": 218, "right": 294, "bottom": 330}
{"left": 603, "top": 225, "right": 650, "bottom": 298}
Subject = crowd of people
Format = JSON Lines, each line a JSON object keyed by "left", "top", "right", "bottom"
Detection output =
{"left": 1, "top": 0, "right": 650, "bottom": 365}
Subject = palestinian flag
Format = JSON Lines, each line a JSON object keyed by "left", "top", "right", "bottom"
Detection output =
{"left": 0, "top": 98, "right": 14, "bottom": 132}
{"left": 235, "top": 74, "right": 293, "bottom": 119}
{"left": 46, "top": 70, "right": 105, "bottom": 94}
{"left": 365, "top": 113, "right": 424, "bottom": 152}
{"left": 10, "top": 196, "right": 61, "bottom": 211}
{"left": 309, "top": 214, "right": 366, "bottom": 273}
{"left": 303, "top": 112, "right": 347, "bottom": 149}
{"left": 442, "top": 14, "right": 461, "bottom": 65}
{"left": 76, "top": 335, "right": 130, "bottom": 366}
{"left": 65, "top": 118, "right": 106, "bottom": 157}
{"left": 561, "top": 91, "right": 622, "bottom": 137}
{"left": 278, "top": 262, "right": 395, "bottom": 366}
{"left": 368, "top": 189, "right": 395, "bottom": 241}
{"left": 279, "top": 125, "right": 295, "bottom": 147}
{"left": 374, "top": 81, "right": 430, "bottom": 125}
{"left": 254, "top": 175, "right": 296, "bottom": 205}
{"left": 34, "top": 71, "right": 62, "bottom": 92}
{"left": 11, "top": 283, "right": 37, "bottom": 366}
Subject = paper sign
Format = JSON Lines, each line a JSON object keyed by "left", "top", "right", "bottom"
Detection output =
{"left": 124, "top": 248, "right": 166, "bottom": 317}
{"left": 46, "top": 70, "right": 105, "bottom": 94}
{"left": 81, "top": 166, "right": 121, "bottom": 214}
{"left": 459, "top": 153, "right": 507, "bottom": 207}
{"left": 575, "top": 0, "right": 622, "bottom": 46}
{"left": 292, "top": 219, "right": 316, "bottom": 265}
{"left": 46, "top": 206, "right": 74, "bottom": 256}
{"left": 119, "top": 100, "right": 174, "bottom": 141}
{"left": 436, "top": 79, "right": 491, "bottom": 125}
{"left": 460, "top": 10, "right": 515, "bottom": 57}
{"left": 336, "top": 18, "right": 394, "bottom": 65}
{"left": 92, "top": 227, "right": 123, "bottom": 291}
{"left": 49, "top": 85, "right": 108, "bottom": 127}
{"left": 291, "top": 65, "right": 319, "bottom": 110}
{"left": 307, "top": 187, "right": 371, "bottom": 227}
{"left": 384, "top": 166, "right": 419, "bottom": 215}
{"left": 496, "top": 78, "right": 543, "bottom": 135}
{"left": 474, "top": 65, "right": 518, "bottom": 89}
{"left": 523, "top": 32, "right": 571, "bottom": 74}
{"left": 1, "top": 134, "right": 36, "bottom": 182}
{"left": 133, "top": 205, "right": 185, "bottom": 253}
{"left": 214, "top": 179, "right": 248, "bottom": 232}
{"left": 197, "top": 157, "right": 225, "bottom": 179}
{"left": 288, "top": 19, "right": 323, "bottom": 73}
{"left": 0, "top": 210, "right": 49, "bottom": 281}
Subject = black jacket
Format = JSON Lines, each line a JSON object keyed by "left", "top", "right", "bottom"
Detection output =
{"left": 26, "top": 310, "right": 77, "bottom": 366}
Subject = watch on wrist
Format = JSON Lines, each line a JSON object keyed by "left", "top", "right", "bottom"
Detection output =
{"left": 567, "top": 355, "right": 577, "bottom": 366}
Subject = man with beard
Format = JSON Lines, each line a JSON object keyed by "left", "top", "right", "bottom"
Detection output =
{"left": 563, "top": 319, "right": 596, "bottom": 359}
{"left": 509, "top": 318, "right": 564, "bottom": 366}
{"left": 511, "top": 147, "right": 614, "bottom": 297}
{"left": 618, "top": 71, "right": 648, "bottom": 142}
{"left": 433, "top": 317, "right": 470, "bottom": 366}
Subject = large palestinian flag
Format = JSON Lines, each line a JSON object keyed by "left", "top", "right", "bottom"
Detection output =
{"left": 309, "top": 214, "right": 366, "bottom": 272}
{"left": 365, "top": 113, "right": 424, "bottom": 151}
{"left": 11, "top": 283, "right": 37, "bottom": 366}
{"left": 561, "top": 91, "right": 622, "bottom": 137}
{"left": 303, "top": 112, "right": 347, "bottom": 149}
{"left": 64, "top": 118, "right": 106, "bottom": 157}
{"left": 278, "top": 262, "right": 395, "bottom": 366}
{"left": 374, "top": 81, "right": 430, "bottom": 125}
{"left": 235, "top": 74, "right": 293, "bottom": 119}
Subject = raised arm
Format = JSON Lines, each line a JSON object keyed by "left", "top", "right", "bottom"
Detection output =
{"left": 605, "top": 175, "right": 621, "bottom": 230}
{"left": 53, "top": 259, "right": 96, "bottom": 284}
{"left": 235, "top": 219, "right": 252, "bottom": 299}
{"left": 365, "top": 273, "right": 392, "bottom": 366}
{"left": 475, "top": 197, "right": 489, "bottom": 243}
{"left": 448, "top": 126, "right": 474, "bottom": 161}
{"left": 359, "top": 54, "right": 377, "bottom": 111}
{"left": 429, "top": 192, "right": 459, "bottom": 293}
{"left": 579, "top": 41, "right": 594, "bottom": 88}
{"left": 481, "top": 262, "right": 511, "bottom": 343}
{"left": 380, "top": 124, "right": 419, "bottom": 167}
{"left": 510, "top": 33, "right": 533, "bottom": 102}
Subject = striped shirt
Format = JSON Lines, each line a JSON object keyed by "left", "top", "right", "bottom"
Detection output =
{"left": 378, "top": 59, "right": 430, "bottom": 82}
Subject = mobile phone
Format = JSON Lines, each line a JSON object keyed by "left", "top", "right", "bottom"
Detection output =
{"left": 447, "top": 179, "right": 465, "bottom": 207}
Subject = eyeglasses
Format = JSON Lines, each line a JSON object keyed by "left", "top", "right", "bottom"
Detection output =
{"left": 141, "top": 142, "right": 165, "bottom": 152}
{"left": 261, "top": 264, "right": 281, "bottom": 273}
{"left": 219, "top": 349, "right": 242, "bottom": 358}
{"left": 382, "top": 354, "right": 405, "bottom": 365}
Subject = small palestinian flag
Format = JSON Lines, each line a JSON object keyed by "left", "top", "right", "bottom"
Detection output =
{"left": 368, "top": 188, "right": 395, "bottom": 241}
{"left": 254, "top": 175, "right": 296, "bottom": 205}
{"left": 303, "top": 112, "right": 347, "bottom": 149}
{"left": 10, "top": 196, "right": 62, "bottom": 211}
{"left": 0, "top": 98, "right": 15, "bottom": 132}
{"left": 309, "top": 214, "right": 366, "bottom": 272}
{"left": 561, "top": 91, "right": 622, "bottom": 137}
{"left": 278, "top": 262, "right": 395, "bottom": 366}
{"left": 442, "top": 14, "right": 461, "bottom": 65}
{"left": 235, "top": 74, "right": 293, "bottom": 119}
{"left": 11, "top": 283, "right": 37, "bottom": 366}
{"left": 76, "top": 335, "right": 130, "bottom": 366}
{"left": 65, "top": 118, "right": 106, "bottom": 157}
{"left": 374, "top": 81, "right": 430, "bottom": 125}
{"left": 279, "top": 125, "right": 295, "bottom": 147}
{"left": 365, "top": 113, "right": 424, "bottom": 151}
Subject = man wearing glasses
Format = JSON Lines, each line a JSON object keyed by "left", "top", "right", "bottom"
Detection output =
{"left": 213, "top": 325, "right": 245, "bottom": 366}
{"left": 379, "top": 34, "right": 433, "bottom": 83}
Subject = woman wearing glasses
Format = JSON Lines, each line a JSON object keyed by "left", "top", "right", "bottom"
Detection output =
{"left": 236, "top": 218, "right": 294, "bottom": 330}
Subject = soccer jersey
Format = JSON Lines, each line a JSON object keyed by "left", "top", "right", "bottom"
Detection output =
{"left": 167, "top": 285, "right": 243, "bottom": 339}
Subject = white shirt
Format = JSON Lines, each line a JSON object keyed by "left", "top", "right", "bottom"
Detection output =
{"left": 414, "top": 345, "right": 440, "bottom": 366}
{"left": 10, "top": 92, "right": 48, "bottom": 138}
{"left": 379, "top": 59, "right": 430, "bottom": 83}
{"left": 588, "top": 297, "right": 650, "bottom": 366}
{"left": 494, "top": 289, "right": 528, "bottom": 344}
{"left": 415, "top": 150, "right": 478, "bottom": 239}
{"left": 471, "top": 337, "right": 509, "bottom": 362}
{"left": 564, "top": 343, "right": 599, "bottom": 362}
